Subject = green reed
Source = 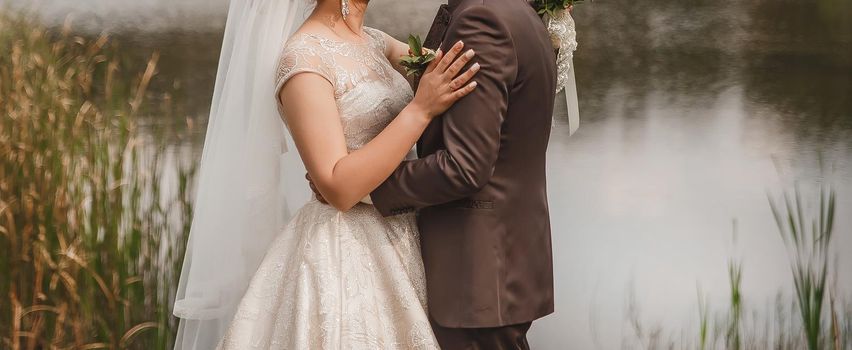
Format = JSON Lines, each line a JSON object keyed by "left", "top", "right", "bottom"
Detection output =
{"left": 623, "top": 185, "right": 846, "bottom": 349}
{"left": 0, "top": 12, "right": 194, "bottom": 349}
{"left": 769, "top": 185, "right": 836, "bottom": 350}
{"left": 845, "top": 303, "right": 851, "bottom": 348}
{"left": 698, "top": 287, "right": 710, "bottom": 350}
{"left": 726, "top": 260, "right": 743, "bottom": 350}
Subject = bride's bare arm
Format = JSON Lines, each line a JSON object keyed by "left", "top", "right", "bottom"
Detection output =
{"left": 381, "top": 32, "right": 414, "bottom": 75}
{"left": 280, "top": 41, "right": 478, "bottom": 212}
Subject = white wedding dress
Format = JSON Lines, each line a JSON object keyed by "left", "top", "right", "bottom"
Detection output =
{"left": 216, "top": 27, "right": 439, "bottom": 350}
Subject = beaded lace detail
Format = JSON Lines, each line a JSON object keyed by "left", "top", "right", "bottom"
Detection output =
{"left": 275, "top": 27, "right": 414, "bottom": 151}
{"left": 545, "top": 10, "right": 578, "bottom": 93}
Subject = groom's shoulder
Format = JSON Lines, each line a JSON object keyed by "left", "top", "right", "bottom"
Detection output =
{"left": 453, "top": 0, "right": 535, "bottom": 25}
{"left": 450, "top": 0, "right": 509, "bottom": 26}
{"left": 453, "top": 0, "right": 495, "bottom": 16}
{"left": 456, "top": 0, "right": 517, "bottom": 8}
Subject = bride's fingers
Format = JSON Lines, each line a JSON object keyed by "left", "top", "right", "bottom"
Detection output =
{"left": 452, "top": 81, "right": 478, "bottom": 101}
{"left": 434, "top": 41, "right": 464, "bottom": 73}
{"left": 444, "top": 49, "right": 475, "bottom": 80}
{"left": 424, "top": 48, "right": 443, "bottom": 74}
{"left": 449, "top": 62, "right": 480, "bottom": 90}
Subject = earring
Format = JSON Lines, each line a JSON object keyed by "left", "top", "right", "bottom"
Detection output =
{"left": 341, "top": 0, "right": 351, "bottom": 20}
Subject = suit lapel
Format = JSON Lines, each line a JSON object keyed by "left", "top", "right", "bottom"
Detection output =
{"left": 412, "top": 5, "right": 450, "bottom": 92}
{"left": 417, "top": 4, "right": 452, "bottom": 157}
{"left": 424, "top": 4, "right": 452, "bottom": 51}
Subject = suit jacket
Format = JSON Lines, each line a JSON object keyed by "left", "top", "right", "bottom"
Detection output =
{"left": 371, "top": 0, "right": 557, "bottom": 328}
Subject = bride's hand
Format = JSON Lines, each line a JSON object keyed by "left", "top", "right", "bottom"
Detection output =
{"left": 410, "top": 41, "right": 480, "bottom": 119}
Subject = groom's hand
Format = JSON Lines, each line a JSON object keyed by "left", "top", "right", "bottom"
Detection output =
{"left": 306, "top": 173, "right": 328, "bottom": 204}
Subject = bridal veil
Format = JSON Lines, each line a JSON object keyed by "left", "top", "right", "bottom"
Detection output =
{"left": 172, "top": 0, "right": 311, "bottom": 348}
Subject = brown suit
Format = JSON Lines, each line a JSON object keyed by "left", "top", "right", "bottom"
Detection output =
{"left": 372, "top": 0, "right": 557, "bottom": 345}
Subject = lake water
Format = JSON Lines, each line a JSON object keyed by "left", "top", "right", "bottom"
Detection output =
{"left": 11, "top": 0, "right": 852, "bottom": 348}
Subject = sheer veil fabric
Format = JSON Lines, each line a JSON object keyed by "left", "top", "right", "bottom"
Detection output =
{"left": 172, "top": 0, "right": 312, "bottom": 348}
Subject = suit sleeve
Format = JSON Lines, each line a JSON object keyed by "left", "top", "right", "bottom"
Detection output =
{"left": 371, "top": 6, "right": 517, "bottom": 216}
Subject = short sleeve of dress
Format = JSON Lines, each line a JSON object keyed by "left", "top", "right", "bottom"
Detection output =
{"left": 275, "top": 38, "right": 336, "bottom": 100}
{"left": 363, "top": 27, "right": 388, "bottom": 55}
{"left": 274, "top": 37, "right": 338, "bottom": 118}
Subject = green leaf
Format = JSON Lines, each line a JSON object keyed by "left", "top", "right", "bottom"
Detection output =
{"left": 400, "top": 33, "right": 435, "bottom": 77}
{"left": 423, "top": 52, "right": 436, "bottom": 63}
{"left": 408, "top": 34, "right": 423, "bottom": 58}
{"left": 533, "top": 0, "right": 585, "bottom": 19}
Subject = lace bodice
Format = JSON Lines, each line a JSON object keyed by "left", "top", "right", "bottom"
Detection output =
{"left": 275, "top": 27, "right": 414, "bottom": 151}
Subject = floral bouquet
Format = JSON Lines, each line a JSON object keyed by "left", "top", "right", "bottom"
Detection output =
{"left": 399, "top": 34, "right": 436, "bottom": 77}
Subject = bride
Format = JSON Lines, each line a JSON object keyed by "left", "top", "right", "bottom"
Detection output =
{"left": 172, "top": 0, "right": 479, "bottom": 348}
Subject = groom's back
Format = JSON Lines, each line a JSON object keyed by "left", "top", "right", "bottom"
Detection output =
{"left": 417, "top": 0, "right": 558, "bottom": 329}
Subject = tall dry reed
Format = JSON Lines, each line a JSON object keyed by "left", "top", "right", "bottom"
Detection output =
{"left": 0, "top": 12, "right": 194, "bottom": 349}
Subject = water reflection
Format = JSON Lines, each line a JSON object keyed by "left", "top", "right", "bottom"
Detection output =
{"left": 537, "top": 0, "right": 851, "bottom": 347}
{"left": 741, "top": 0, "right": 852, "bottom": 147}
{"left": 6, "top": 0, "right": 228, "bottom": 32}
{"left": 12, "top": 0, "right": 852, "bottom": 348}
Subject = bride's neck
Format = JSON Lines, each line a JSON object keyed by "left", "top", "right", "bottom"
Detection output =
{"left": 311, "top": 0, "right": 369, "bottom": 38}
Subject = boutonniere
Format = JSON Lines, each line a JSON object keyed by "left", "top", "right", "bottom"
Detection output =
{"left": 399, "top": 34, "right": 437, "bottom": 77}
{"left": 532, "top": 0, "right": 583, "bottom": 17}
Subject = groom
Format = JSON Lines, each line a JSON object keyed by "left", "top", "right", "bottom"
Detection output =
{"left": 313, "top": 0, "right": 556, "bottom": 348}
{"left": 372, "top": 0, "right": 557, "bottom": 348}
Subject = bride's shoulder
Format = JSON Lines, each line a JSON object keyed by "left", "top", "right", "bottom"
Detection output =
{"left": 362, "top": 26, "right": 386, "bottom": 39}
{"left": 363, "top": 27, "right": 389, "bottom": 51}
{"left": 281, "top": 31, "right": 322, "bottom": 53}
{"left": 276, "top": 33, "right": 336, "bottom": 91}
{"left": 277, "top": 31, "right": 333, "bottom": 71}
